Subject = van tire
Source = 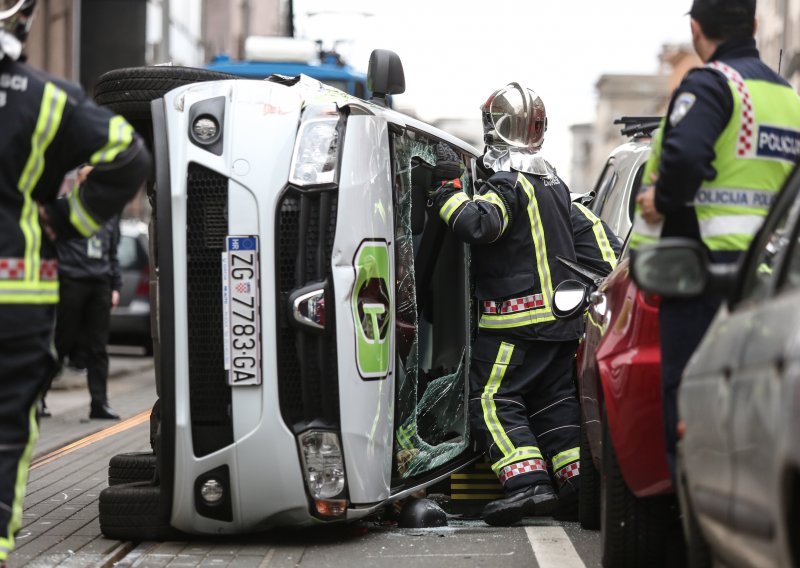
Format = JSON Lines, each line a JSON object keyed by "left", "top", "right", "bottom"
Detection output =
{"left": 94, "top": 66, "right": 239, "bottom": 121}
{"left": 108, "top": 452, "right": 157, "bottom": 486}
{"left": 99, "top": 482, "right": 182, "bottom": 541}
{"left": 578, "top": 420, "right": 601, "bottom": 530}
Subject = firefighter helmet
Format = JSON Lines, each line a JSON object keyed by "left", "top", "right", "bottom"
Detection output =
{"left": 480, "top": 83, "right": 548, "bottom": 151}
{"left": 1, "top": 0, "right": 36, "bottom": 44}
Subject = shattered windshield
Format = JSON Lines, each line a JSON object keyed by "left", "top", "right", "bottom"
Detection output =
{"left": 392, "top": 133, "right": 473, "bottom": 479}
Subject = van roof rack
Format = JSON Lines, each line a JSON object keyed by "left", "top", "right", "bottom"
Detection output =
{"left": 614, "top": 116, "right": 662, "bottom": 138}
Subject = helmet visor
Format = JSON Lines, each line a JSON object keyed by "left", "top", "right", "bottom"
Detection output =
{"left": 0, "top": 0, "right": 25, "bottom": 20}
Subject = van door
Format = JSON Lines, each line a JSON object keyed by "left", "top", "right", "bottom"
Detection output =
{"left": 390, "top": 131, "right": 477, "bottom": 493}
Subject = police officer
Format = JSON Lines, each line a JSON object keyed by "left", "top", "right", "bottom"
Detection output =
{"left": 428, "top": 83, "right": 620, "bottom": 526}
{"left": 0, "top": 1, "right": 151, "bottom": 562}
{"left": 633, "top": 0, "right": 800, "bottom": 477}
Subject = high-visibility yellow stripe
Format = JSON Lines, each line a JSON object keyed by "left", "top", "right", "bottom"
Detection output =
{"left": 451, "top": 493, "right": 505, "bottom": 500}
{"left": 439, "top": 192, "right": 470, "bottom": 224}
{"left": 475, "top": 191, "right": 508, "bottom": 232}
{"left": 517, "top": 174, "right": 554, "bottom": 309}
{"left": 451, "top": 483, "right": 503, "bottom": 490}
{"left": 479, "top": 308, "right": 555, "bottom": 329}
{"left": 552, "top": 447, "right": 580, "bottom": 470}
{"left": 68, "top": 187, "right": 101, "bottom": 237}
{"left": 451, "top": 473, "right": 497, "bottom": 480}
{"left": 2, "top": 404, "right": 39, "bottom": 559}
{"left": 16, "top": 82, "right": 67, "bottom": 283}
{"left": 481, "top": 342, "right": 516, "bottom": 457}
{"left": 89, "top": 115, "right": 134, "bottom": 165}
{"left": 574, "top": 202, "right": 618, "bottom": 270}
{"left": 491, "top": 446, "right": 544, "bottom": 474}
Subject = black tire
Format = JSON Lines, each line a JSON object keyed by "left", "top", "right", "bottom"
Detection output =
{"left": 601, "top": 417, "right": 683, "bottom": 567}
{"left": 94, "top": 66, "right": 239, "bottom": 122}
{"left": 676, "top": 444, "right": 713, "bottom": 568}
{"left": 108, "top": 452, "right": 157, "bottom": 486}
{"left": 99, "top": 481, "right": 183, "bottom": 541}
{"left": 579, "top": 419, "right": 601, "bottom": 530}
{"left": 149, "top": 399, "right": 161, "bottom": 454}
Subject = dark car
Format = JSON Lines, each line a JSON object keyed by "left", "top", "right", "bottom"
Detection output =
{"left": 109, "top": 219, "right": 151, "bottom": 354}
{"left": 568, "top": 118, "right": 684, "bottom": 566}
{"left": 632, "top": 163, "right": 800, "bottom": 568}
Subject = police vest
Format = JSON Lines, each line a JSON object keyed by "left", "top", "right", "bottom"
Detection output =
{"left": 631, "top": 62, "right": 800, "bottom": 253}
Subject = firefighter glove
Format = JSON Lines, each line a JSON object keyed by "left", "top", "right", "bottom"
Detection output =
{"left": 430, "top": 143, "right": 465, "bottom": 183}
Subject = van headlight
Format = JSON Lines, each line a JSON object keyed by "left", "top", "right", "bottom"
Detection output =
{"left": 289, "top": 114, "right": 339, "bottom": 186}
{"left": 298, "top": 430, "right": 346, "bottom": 500}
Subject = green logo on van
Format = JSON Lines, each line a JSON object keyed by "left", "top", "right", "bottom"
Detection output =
{"left": 352, "top": 241, "right": 391, "bottom": 379}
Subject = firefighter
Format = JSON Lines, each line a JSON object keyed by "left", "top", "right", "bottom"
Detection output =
{"left": 427, "top": 83, "right": 619, "bottom": 526}
{"left": 632, "top": 0, "right": 800, "bottom": 477}
{"left": 0, "top": 1, "right": 151, "bottom": 563}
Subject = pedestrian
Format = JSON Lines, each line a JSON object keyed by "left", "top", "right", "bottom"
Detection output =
{"left": 43, "top": 165, "right": 124, "bottom": 420}
{"left": 632, "top": 0, "right": 800, "bottom": 478}
{"left": 0, "top": 0, "right": 151, "bottom": 564}
{"left": 427, "top": 82, "right": 620, "bottom": 526}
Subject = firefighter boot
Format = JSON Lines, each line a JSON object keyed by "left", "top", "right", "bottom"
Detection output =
{"left": 554, "top": 477, "right": 579, "bottom": 521}
{"left": 482, "top": 482, "right": 559, "bottom": 526}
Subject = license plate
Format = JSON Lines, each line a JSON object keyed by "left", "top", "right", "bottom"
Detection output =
{"left": 222, "top": 236, "right": 261, "bottom": 386}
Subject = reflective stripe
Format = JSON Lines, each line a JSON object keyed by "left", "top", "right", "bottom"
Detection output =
{"left": 0, "top": 281, "right": 59, "bottom": 304}
{"left": 0, "top": 258, "right": 57, "bottom": 281}
{"left": 694, "top": 187, "right": 776, "bottom": 210}
{"left": 574, "top": 202, "right": 618, "bottom": 270}
{"left": 517, "top": 174, "right": 555, "bottom": 309}
{"left": 481, "top": 342, "right": 516, "bottom": 457}
{"left": 439, "top": 192, "right": 470, "bottom": 224}
{"left": 17, "top": 82, "right": 67, "bottom": 283}
{"left": 2, "top": 404, "right": 39, "bottom": 558}
{"left": 552, "top": 446, "right": 580, "bottom": 471}
{"left": 698, "top": 215, "right": 765, "bottom": 239}
{"left": 483, "top": 293, "right": 545, "bottom": 314}
{"left": 479, "top": 309, "right": 555, "bottom": 329}
{"left": 89, "top": 115, "right": 134, "bottom": 165}
{"left": 475, "top": 190, "right": 508, "bottom": 232}
{"left": 554, "top": 461, "right": 580, "bottom": 486}
{"left": 498, "top": 458, "right": 547, "bottom": 485}
{"left": 68, "top": 187, "right": 101, "bottom": 237}
{"left": 491, "top": 446, "right": 544, "bottom": 474}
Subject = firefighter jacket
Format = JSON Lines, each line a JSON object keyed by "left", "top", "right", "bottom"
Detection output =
{"left": 433, "top": 169, "right": 618, "bottom": 340}
{"left": 0, "top": 58, "right": 150, "bottom": 307}
{"left": 630, "top": 37, "right": 800, "bottom": 263}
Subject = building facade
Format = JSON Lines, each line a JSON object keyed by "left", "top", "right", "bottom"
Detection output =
{"left": 757, "top": 0, "right": 800, "bottom": 89}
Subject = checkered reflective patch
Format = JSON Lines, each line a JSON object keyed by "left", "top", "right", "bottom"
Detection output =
{"left": 483, "top": 294, "right": 545, "bottom": 315}
{"left": 0, "top": 258, "right": 58, "bottom": 281}
{"left": 498, "top": 458, "right": 547, "bottom": 485}
{"left": 555, "top": 461, "right": 580, "bottom": 486}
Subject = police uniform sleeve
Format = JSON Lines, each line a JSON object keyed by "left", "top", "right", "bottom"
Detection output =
{"left": 432, "top": 172, "right": 517, "bottom": 244}
{"left": 571, "top": 203, "right": 621, "bottom": 275}
{"left": 109, "top": 217, "right": 122, "bottom": 292}
{"left": 654, "top": 69, "right": 732, "bottom": 215}
{"left": 36, "top": 84, "right": 151, "bottom": 240}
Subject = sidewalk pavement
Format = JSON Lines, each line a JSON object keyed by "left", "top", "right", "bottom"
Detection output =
{"left": 36, "top": 346, "right": 157, "bottom": 458}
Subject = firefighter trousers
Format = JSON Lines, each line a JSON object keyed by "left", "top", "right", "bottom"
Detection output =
{"left": 0, "top": 306, "right": 56, "bottom": 562}
{"left": 469, "top": 334, "right": 580, "bottom": 493}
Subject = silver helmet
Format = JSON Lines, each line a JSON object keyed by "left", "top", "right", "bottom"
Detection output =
{"left": 480, "top": 82, "right": 547, "bottom": 151}
{"left": 1, "top": 0, "right": 36, "bottom": 44}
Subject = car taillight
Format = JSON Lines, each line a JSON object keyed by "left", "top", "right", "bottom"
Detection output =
{"left": 135, "top": 265, "right": 150, "bottom": 299}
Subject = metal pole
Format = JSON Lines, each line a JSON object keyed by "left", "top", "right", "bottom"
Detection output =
{"left": 160, "top": 0, "right": 170, "bottom": 63}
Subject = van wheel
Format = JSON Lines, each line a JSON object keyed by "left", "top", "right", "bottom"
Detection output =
{"left": 99, "top": 481, "right": 183, "bottom": 541}
{"left": 578, "top": 419, "right": 601, "bottom": 530}
{"left": 601, "top": 416, "right": 683, "bottom": 567}
{"left": 108, "top": 452, "right": 157, "bottom": 486}
{"left": 676, "top": 444, "right": 713, "bottom": 567}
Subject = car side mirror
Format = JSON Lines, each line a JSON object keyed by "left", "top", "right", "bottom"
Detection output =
{"left": 552, "top": 280, "right": 591, "bottom": 319}
{"left": 630, "top": 238, "right": 709, "bottom": 297}
{"left": 367, "top": 49, "right": 406, "bottom": 107}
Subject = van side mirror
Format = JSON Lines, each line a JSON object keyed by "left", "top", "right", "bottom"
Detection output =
{"left": 630, "top": 239, "right": 709, "bottom": 297}
{"left": 367, "top": 49, "right": 405, "bottom": 107}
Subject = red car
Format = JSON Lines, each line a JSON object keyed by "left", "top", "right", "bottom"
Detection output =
{"left": 575, "top": 119, "right": 683, "bottom": 566}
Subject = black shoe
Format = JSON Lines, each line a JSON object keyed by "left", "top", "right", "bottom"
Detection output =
{"left": 482, "top": 483, "right": 559, "bottom": 526}
{"left": 90, "top": 403, "right": 120, "bottom": 420}
{"left": 554, "top": 477, "right": 579, "bottom": 521}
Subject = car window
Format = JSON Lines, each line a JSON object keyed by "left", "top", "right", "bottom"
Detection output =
{"left": 737, "top": 172, "right": 800, "bottom": 305}
{"left": 117, "top": 235, "right": 139, "bottom": 269}
{"left": 590, "top": 161, "right": 617, "bottom": 218}
{"left": 628, "top": 164, "right": 645, "bottom": 224}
